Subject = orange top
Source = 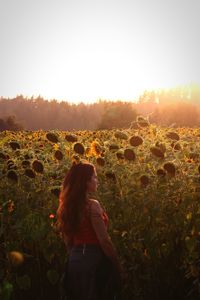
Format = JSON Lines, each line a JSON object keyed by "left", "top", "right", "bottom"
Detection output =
{"left": 72, "top": 202, "right": 109, "bottom": 246}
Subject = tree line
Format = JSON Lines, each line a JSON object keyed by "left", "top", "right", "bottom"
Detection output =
{"left": 0, "top": 84, "right": 199, "bottom": 131}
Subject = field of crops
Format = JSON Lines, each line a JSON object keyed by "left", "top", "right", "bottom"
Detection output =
{"left": 1, "top": 119, "right": 200, "bottom": 300}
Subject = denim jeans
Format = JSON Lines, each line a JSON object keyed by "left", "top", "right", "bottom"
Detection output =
{"left": 65, "top": 244, "right": 105, "bottom": 300}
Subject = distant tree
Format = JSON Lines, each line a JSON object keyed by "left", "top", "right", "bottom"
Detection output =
{"left": 138, "top": 90, "right": 157, "bottom": 104}
{"left": 98, "top": 101, "right": 137, "bottom": 129}
{"left": 0, "top": 118, "right": 7, "bottom": 131}
{"left": 0, "top": 115, "right": 24, "bottom": 131}
{"left": 0, "top": 85, "right": 200, "bottom": 130}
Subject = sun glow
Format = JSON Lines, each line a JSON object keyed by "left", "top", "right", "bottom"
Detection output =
{"left": 0, "top": 0, "right": 199, "bottom": 103}
{"left": 25, "top": 33, "right": 196, "bottom": 104}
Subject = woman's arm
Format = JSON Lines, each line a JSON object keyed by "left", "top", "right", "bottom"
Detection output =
{"left": 63, "top": 235, "right": 73, "bottom": 253}
{"left": 90, "top": 200, "right": 122, "bottom": 273}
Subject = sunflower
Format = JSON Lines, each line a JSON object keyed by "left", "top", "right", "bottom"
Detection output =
{"left": 136, "top": 116, "right": 149, "bottom": 127}
{"left": 22, "top": 160, "right": 31, "bottom": 168}
{"left": 10, "top": 141, "right": 20, "bottom": 150}
{"left": 109, "top": 144, "right": 119, "bottom": 151}
{"left": 65, "top": 134, "right": 78, "bottom": 142}
{"left": 54, "top": 150, "right": 63, "bottom": 160}
{"left": 90, "top": 141, "right": 102, "bottom": 157}
{"left": 150, "top": 147, "right": 164, "bottom": 159}
{"left": 129, "top": 136, "right": 143, "bottom": 147}
{"left": 105, "top": 171, "right": 116, "bottom": 181}
{"left": 116, "top": 150, "right": 124, "bottom": 160}
{"left": 156, "top": 169, "right": 166, "bottom": 177}
{"left": 7, "top": 251, "right": 24, "bottom": 266}
{"left": 73, "top": 143, "right": 85, "bottom": 155}
{"left": 51, "top": 187, "right": 61, "bottom": 197}
{"left": 46, "top": 132, "right": 59, "bottom": 143}
{"left": 32, "top": 160, "right": 44, "bottom": 173}
{"left": 166, "top": 132, "right": 180, "bottom": 141}
{"left": 114, "top": 131, "right": 128, "bottom": 140}
{"left": 24, "top": 169, "right": 36, "bottom": 178}
{"left": 124, "top": 148, "right": 136, "bottom": 161}
{"left": 0, "top": 152, "right": 7, "bottom": 160}
{"left": 140, "top": 175, "right": 150, "bottom": 187}
{"left": 163, "top": 162, "right": 176, "bottom": 176}
{"left": 7, "top": 170, "right": 18, "bottom": 182}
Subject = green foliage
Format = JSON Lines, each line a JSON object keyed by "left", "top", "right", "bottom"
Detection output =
{"left": 1, "top": 126, "right": 200, "bottom": 299}
{"left": 46, "top": 269, "right": 59, "bottom": 285}
{"left": 0, "top": 281, "right": 13, "bottom": 300}
{"left": 16, "top": 275, "right": 31, "bottom": 290}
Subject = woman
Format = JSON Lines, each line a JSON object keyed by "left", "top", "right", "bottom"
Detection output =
{"left": 56, "top": 161, "right": 123, "bottom": 300}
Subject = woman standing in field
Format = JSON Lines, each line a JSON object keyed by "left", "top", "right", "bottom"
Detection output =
{"left": 56, "top": 161, "right": 123, "bottom": 300}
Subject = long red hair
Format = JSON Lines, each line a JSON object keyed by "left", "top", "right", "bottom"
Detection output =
{"left": 56, "top": 161, "right": 95, "bottom": 242}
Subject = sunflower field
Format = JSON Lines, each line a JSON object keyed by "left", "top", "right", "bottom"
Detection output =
{"left": 1, "top": 119, "right": 200, "bottom": 300}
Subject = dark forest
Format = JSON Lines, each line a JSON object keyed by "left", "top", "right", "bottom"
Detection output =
{"left": 0, "top": 84, "right": 200, "bottom": 131}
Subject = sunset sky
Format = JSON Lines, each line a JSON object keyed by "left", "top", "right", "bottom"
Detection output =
{"left": 0, "top": 0, "right": 199, "bottom": 103}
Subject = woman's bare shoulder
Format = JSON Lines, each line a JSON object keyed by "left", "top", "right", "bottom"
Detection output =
{"left": 88, "top": 198, "right": 100, "bottom": 207}
{"left": 88, "top": 199, "right": 102, "bottom": 212}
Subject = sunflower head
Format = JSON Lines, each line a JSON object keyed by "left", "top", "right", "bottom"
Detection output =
{"left": 155, "top": 141, "right": 166, "bottom": 153}
{"left": 22, "top": 160, "right": 31, "bottom": 168}
{"left": 114, "top": 131, "right": 128, "bottom": 140}
{"left": 129, "top": 136, "right": 143, "bottom": 147}
{"left": 116, "top": 150, "right": 124, "bottom": 160}
{"left": 163, "top": 162, "right": 176, "bottom": 176}
{"left": 0, "top": 152, "right": 7, "bottom": 160}
{"left": 105, "top": 171, "right": 116, "bottom": 182}
{"left": 32, "top": 160, "right": 44, "bottom": 173}
{"left": 90, "top": 141, "right": 102, "bottom": 157}
{"left": 109, "top": 144, "right": 119, "bottom": 151}
{"left": 150, "top": 146, "right": 165, "bottom": 159}
{"left": 171, "top": 142, "right": 181, "bottom": 151}
{"left": 156, "top": 168, "right": 166, "bottom": 177}
{"left": 140, "top": 175, "right": 149, "bottom": 187}
{"left": 54, "top": 150, "right": 63, "bottom": 160}
{"left": 51, "top": 187, "right": 61, "bottom": 197}
{"left": 7, "top": 170, "right": 18, "bottom": 182}
{"left": 136, "top": 116, "right": 149, "bottom": 128}
{"left": 9, "top": 141, "right": 20, "bottom": 150}
{"left": 166, "top": 131, "right": 180, "bottom": 141}
{"left": 24, "top": 169, "right": 36, "bottom": 178}
{"left": 124, "top": 148, "right": 136, "bottom": 161}
{"left": 8, "top": 251, "right": 24, "bottom": 266}
{"left": 65, "top": 134, "right": 78, "bottom": 143}
{"left": 73, "top": 143, "right": 85, "bottom": 155}
{"left": 46, "top": 132, "right": 59, "bottom": 143}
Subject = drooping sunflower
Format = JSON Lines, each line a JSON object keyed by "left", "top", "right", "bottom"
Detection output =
{"left": 163, "top": 162, "right": 176, "bottom": 176}
{"left": 46, "top": 132, "right": 59, "bottom": 143}
{"left": 54, "top": 150, "right": 63, "bottom": 160}
{"left": 129, "top": 136, "right": 143, "bottom": 147}
{"left": 7, "top": 170, "right": 18, "bottom": 182}
{"left": 124, "top": 148, "right": 136, "bottom": 161}
{"left": 73, "top": 143, "right": 85, "bottom": 155}
{"left": 150, "top": 146, "right": 165, "bottom": 159}
{"left": 32, "top": 160, "right": 44, "bottom": 173}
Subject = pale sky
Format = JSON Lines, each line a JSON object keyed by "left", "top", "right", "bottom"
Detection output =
{"left": 0, "top": 0, "right": 199, "bottom": 103}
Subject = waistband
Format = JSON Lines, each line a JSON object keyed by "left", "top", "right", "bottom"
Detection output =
{"left": 70, "top": 244, "right": 104, "bottom": 256}
{"left": 72, "top": 244, "right": 101, "bottom": 249}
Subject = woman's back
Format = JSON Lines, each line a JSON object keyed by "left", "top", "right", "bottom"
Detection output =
{"left": 72, "top": 200, "right": 109, "bottom": 246}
